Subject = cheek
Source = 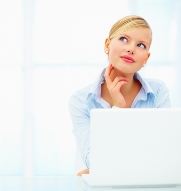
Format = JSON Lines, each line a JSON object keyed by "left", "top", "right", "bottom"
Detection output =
{"left": 137, "top": 52, "right": 149, "bottom": 63}
{"left": 109, "top": 42, "right": 121, "bottom": 53}
{"left": 108, "top": 51, "right": 118, "bottom": 64}
{"left": 108, "top": 43, "right": 122, "bottom": 61}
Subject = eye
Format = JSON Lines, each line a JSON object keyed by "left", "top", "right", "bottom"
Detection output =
{"left": 137, "top": 43, "right": 146, "bottom": 49}
{"left": 119, "top": 37, "right": 127, "bottom": 42}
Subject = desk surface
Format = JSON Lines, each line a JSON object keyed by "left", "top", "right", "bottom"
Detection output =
{"left": 0, "top": 176, "right": 180, "bottom": 191}
{"left": 0, "top": 176, "right": 83, "bottom": 191}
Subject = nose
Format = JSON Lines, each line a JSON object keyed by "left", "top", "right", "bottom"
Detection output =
{"left": 126, "top": 43, "right": 135, "bottom": 54}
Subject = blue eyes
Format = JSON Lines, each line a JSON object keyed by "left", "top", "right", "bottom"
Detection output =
{"left": 119, "top": 37, "right": 146, "bottom": 49}
{"left": 119, "top": 37, "right": 127, "bottom": 42}
{"left": 137, "top": 43, "right": 146, "bottom": 49}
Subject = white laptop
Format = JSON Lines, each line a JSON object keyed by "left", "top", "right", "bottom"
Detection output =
{"left": 82, "top": 108, "right": 181, "bottom": 189}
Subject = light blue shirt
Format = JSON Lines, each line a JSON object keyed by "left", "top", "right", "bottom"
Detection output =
{"left": 68, "top": 69, "right": 171, "bottom": 169}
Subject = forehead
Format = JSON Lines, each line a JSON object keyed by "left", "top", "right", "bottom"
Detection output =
{"left": 118, "top": 27, "right": 152, "bottom": 45}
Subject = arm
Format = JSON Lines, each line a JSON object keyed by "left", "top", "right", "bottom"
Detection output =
{"left": 68, "top": 94, "right": 90, "bottom": 169}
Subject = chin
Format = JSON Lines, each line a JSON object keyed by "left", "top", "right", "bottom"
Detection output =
{"left": 115, "top": 67, "right": 136, "bottom": 75}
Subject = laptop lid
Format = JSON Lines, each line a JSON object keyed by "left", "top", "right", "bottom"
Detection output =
{"left": 87, "top": 108, "right": 181, "bottom": 187}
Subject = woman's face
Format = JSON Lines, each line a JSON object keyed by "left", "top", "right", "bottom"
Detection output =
{"left": 105, "top": 27, "right": 152, "bottom": 74}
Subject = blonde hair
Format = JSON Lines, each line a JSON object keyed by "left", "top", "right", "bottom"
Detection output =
{"left": 109, "top": 15, "right": 152, "bottom": 40}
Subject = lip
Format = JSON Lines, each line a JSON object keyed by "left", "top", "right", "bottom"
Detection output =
{"left": 121, "top": 55, "right": 135, "bottom": 63}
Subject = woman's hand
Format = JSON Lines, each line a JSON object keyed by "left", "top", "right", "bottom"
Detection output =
{"left": 77, "top": 169, "right": 89, "bottom": 176}
{"left": 104, "top": 64, "right": 128, "bottom": 108}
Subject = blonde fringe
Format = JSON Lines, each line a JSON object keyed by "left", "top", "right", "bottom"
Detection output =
{"left": 109, "top": 15, "right": 151, "bottom": 39}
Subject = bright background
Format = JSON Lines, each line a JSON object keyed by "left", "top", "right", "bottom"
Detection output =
{"left": 0, "top": 0, "right": 181, "bottom": 176}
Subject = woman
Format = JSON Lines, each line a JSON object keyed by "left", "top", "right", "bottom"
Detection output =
{"left": 68, "top": 15, "right": 171, "bottom": 176}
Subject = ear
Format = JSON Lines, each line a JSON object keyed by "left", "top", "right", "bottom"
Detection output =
{"left": 144, "top": 52, "right": 151, "bottom": 64}
{"left": 104, "top": 38, "right": 110, "bottom": 52}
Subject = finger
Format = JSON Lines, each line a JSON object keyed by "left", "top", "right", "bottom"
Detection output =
{"left": 77, "top": 169, "right": 89, "bottom": 176}
{"left": 104, "top": 64, "right": 114, "bottom": 85}
{"left": 110, "top": 64, "right": 114, "bottom": 71}
{"left": 114, "top": 81, "right": 128, "bottom": 92}
{"left": 104, "top": 63, "right": 112, "bottom": 77}
{"left": 109, "top": 77, "right": 128, "bottom": 90}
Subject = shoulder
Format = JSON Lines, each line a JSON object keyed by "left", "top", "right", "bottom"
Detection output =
{"left": 68, "top": 84, "right": 92, "bottom": 105}
{"left": 144, "top": 78, "right": 167, "bottom": 90}
{"left": 144, "top": 78, "right": 169, "bottom": 93}
{"left": 135, "top": 73, "right": 169, "bottom": 96}
{"left": 69, "top": 68, "right": 105, "bottom": 105}
{"left": 68, "top": 84, "right": 94, "bottom": 119}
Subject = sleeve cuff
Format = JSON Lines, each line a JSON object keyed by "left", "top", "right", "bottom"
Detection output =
{"left": 111, "top": 106, "right": 120, "bottom": 109}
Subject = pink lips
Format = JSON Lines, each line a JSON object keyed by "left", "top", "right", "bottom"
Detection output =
{"left": 121, "top": 55, "right": 135, "bottom": 63}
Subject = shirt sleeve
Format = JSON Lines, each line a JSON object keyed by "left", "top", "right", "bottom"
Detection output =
{"left": 154, "top": 82, "right": 171, "bottom": 108}
{"left": 68, "top": 94, "right": 90, "bottom": 169}
{"left": 112, "top": 106, "right": 120, "bottom": 109}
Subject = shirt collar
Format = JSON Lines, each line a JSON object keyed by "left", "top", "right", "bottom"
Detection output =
{"left": 134, "top": 73, "right": 154, "bottom": 94}
{"left": 86, "top": 68, "right": 155, "bottom": 100}
{"left": 87, "top": 68, "right": 105, "bottom": 100}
